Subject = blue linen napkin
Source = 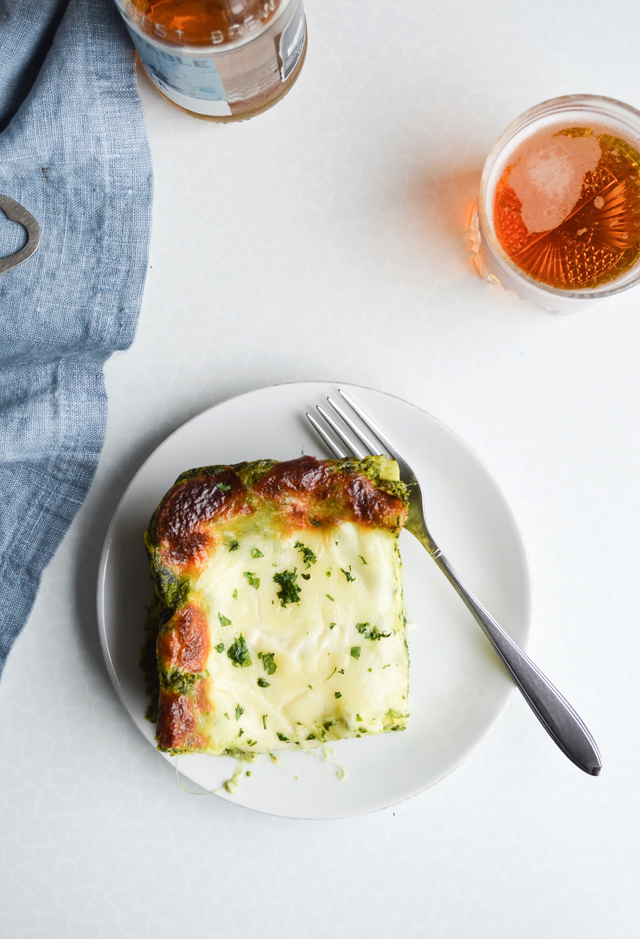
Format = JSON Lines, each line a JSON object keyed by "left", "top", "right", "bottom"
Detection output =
{"left": 0, "top": 0, "right": 153, "bottom": 676}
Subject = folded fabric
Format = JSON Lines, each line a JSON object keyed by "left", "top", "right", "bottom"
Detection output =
{"left": 0, "top": 0, "right": 153, "bottom": 676}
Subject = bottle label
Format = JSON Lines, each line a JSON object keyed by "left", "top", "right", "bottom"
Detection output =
{"left": 124, "top": 26, "right": 233, "bottom": 117}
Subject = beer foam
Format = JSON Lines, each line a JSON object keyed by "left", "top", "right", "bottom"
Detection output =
{"left": 508, "top": 130, "right": 602, "bottom": 233}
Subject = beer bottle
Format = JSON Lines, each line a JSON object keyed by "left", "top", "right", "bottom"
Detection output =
{"left": 114, "top": 0, "right": 307, "bottom": 122}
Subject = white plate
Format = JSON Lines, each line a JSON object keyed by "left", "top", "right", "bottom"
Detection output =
{"left": 97, "top": 382, "right": 532, "bottom": 819}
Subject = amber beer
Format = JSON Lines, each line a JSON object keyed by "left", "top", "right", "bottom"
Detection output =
{"left": 493, "top": 127, "right": 640, "bottom": 290}
{"left": 114, "top": 0, "right": 307, "bottom": 121}
{"left": 473, "top": 96, "right": 640, "bottom": 312}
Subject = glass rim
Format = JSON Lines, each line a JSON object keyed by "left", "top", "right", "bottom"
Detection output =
{"left": 478, "top": 94, "right": 640, "bottom": 301}
{"left": 113, "top": 0, "right": 298, "bottom": 55}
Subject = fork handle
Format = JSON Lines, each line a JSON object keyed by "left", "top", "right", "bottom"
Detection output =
{"left": 430, "top": 547, "right": 602, "bottom": 776}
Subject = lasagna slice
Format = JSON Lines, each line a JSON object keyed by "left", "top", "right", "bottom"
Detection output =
{"left": 143, "top": 455, "right": 410, "bottom": 756}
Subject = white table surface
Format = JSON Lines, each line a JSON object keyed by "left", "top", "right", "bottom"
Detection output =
{"left": 2, "top": 1, "right": 640, "bottom": 935}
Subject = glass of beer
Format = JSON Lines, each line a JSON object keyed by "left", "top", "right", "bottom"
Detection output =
{"left": 472, "top": 95, "right": 640, "bottom": 312}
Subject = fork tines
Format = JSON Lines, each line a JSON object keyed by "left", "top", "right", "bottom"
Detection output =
{"left": 306, "top": 389, "right": 388, "bottom": 462}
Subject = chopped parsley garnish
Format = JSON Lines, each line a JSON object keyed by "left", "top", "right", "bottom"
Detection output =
{"left": 325, "top": 667, "right": 337, "bottom": 681}
{"left": 227, "top": 634, "right": 251, "bottom": 668}
{"left": 238, "top": 728, "right": 244, "bottom": 737}
{"left": 216, "top": 482, "right": 231, "bottom": 492}
{"left": 326, "top": 570, "right": 331, "bottom": 577}
{"left": 228, "top": 540, "right": 239, "bottom": 551}
{"left": 306, "top": 733, "right": 316, "bottom": 740}
{"left": 294, "top": 541, "right": 317, "bottom": 568}
{"left": 358, "top": 555, "right": 367, "bottom": 565}
{"left": 334, "top": 691, "right": 342, "bottom": 698}
{"left": 262, "top": 715, "right": 268, "bottom": 729}
{"left": 312, "top": 519, "right": 321, "bottom": 527}
{"left": 218, "top": 612, "right": 231, "bottom": 627}
{"left": 277, "top": 732, "right": 289, "bottom": 742}
{"left": 350, "top": 646, "right": 361, "bottom": 659}
{"left": 326, "top": 594, "right": 334, "bottom": 602}
{"left": 250, "top": 548, "right": 264, "bottom": 558}
{"left": 340, "top": 566, "right": 355, "bottom": 582}
{"left": 301, "top": 573, "right": 311, "bottom": 580}
{"left": 257, "top": 651, "right": 277, "bottom": 675}
{"left": 329, "top": 622, "right": 336, "bottom": 629}
{"left": 232, "top": 589, "right": 237, "bottom": 599}
{"left": 257, "top": 677, "right": 271, "bottom": 688}
{"left": 215, "top": 643, "right": 225, "bottom": 653}
{"left": 243, "top": 571, "right": 260, "bottom": 589}
{"left": 247, "top": 740, "right": 257, "bottom": 747}
{"left": 356, "top": 714, "right": 363, "bottom": 721}
{"left": 235, "top": 704, "right": 244, "bottom": 721}
{"left": 273, "top": 569, "right": 300, "bottom": 607}
{"left": 355, "top": 622, "right": 391, "bottom": 640}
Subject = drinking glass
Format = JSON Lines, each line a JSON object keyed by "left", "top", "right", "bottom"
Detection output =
{"left": 471, "top": 95, "right": 640, "bottom": 313}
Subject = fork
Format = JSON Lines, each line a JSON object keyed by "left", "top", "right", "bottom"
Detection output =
{"left": 307, "top": 388, "right": 602, "bottom": 776}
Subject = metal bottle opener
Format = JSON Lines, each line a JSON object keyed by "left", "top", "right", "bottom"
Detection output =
{"left": 0, "top": 193, "right": 41, "bottom": 274}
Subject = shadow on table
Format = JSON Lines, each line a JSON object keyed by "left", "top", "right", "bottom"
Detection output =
{"left": 407, "top": 162, "right": 483, "bottom": 274}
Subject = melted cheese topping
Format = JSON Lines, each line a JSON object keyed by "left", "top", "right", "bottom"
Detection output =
{"left": 191, "top": 520, "right": 409, "bottom": 754}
